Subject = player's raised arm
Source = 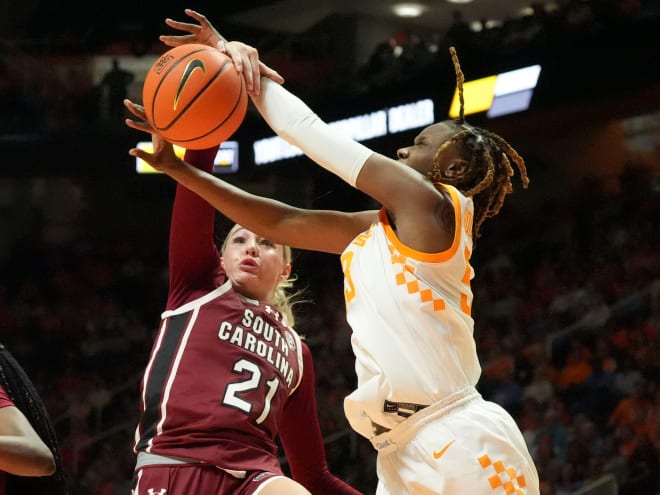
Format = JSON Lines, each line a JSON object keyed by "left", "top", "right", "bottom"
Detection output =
{"left": 160, "top": 9, "right": 283, "bottom": 95}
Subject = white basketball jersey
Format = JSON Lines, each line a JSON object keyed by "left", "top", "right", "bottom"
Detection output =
{"left": 341, "top": 184, "right": 481, "bottom": 438}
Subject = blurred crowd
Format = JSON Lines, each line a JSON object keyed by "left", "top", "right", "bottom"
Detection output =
{"left": 1, "top": 0, "right": 659, "bottom": 137}
{"left": 0, "top": 0, "right": 658, "bottom": 494}
{"left": 348, "top": 0, "right": 657, "bottom": 94}
{"left": 0, "top": 161, "right": 656, "bottom": 495}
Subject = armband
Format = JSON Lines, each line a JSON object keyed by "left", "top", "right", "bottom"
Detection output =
{"left": 251, "top": 78, "right": 373, "bottom": 187}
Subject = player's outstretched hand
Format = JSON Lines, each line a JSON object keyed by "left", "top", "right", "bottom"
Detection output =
{"left": 124, "top": 99, "right": 182, "bottom": 174}
{"left": 123, "top": 99, "right": 151, "bottom": 135}
{"left": 161, "top": 9, "right": 224, "bottom": 52}
{"left": 161, "top": 9, "right": 284, "bottom": 95}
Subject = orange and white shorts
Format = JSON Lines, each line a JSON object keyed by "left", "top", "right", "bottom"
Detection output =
{"left": 371, "top": 387, "right": 539, "bottom": 495}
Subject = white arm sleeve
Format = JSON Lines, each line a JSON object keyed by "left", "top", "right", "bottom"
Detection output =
{"left": 250, "top": 78, "right": 373, "bottom": 187}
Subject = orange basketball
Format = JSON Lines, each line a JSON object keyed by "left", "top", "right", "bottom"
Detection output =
{"left": 143, "top": 44, "right": 247, "bottom": 150}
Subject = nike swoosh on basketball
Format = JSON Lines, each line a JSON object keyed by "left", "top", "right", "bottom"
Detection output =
{"left": 174, "top": 59, "right": 206, "bottom": 110}
{"left": 433, "top": 440, "right": 455, "bottom": 459}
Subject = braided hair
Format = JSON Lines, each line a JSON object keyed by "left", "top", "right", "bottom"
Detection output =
{"left": 428, "top": 47, "right": 529, "bottom": 238}
{"left": 0, "top": 344, "right": 68, "bottom": 495}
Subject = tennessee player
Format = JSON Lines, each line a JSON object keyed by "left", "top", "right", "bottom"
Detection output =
{"left": 125, "top": 9, "right": 539, "bottom": 495}
{"left": 129, "top": 143, "right": 362, "bottom": 495}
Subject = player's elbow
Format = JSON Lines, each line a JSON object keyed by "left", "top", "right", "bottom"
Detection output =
{"left": 40, "top": 452, "right": 57, "bottom": 476}
{"left": 28, "top": 446, "right": 56, "bottom": 476}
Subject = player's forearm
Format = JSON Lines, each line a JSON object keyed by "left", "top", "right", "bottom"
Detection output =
{"left": 250, "top": 78, "right": 373, "bottom": 187}
{"left": 165, "top": 163, "right": 300, "bottom": 244}
{"left": 0, "top": 437, "right": 55, "bottom": 476}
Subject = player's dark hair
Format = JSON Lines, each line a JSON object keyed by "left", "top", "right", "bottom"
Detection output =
{"left": 428, "top": 47, "right": 529, "bottom": 238}
{"left": 0, "top": 343, "right": 68, "bottom": 495}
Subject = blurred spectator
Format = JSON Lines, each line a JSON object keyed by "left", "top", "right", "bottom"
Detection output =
{"left": 609, "top": 379, "right": 652, "bottom": 433}
{"left": 523, "top": 362, "right": 555, "bottom": 406}
{"left": 0, "top": 58, "right": 42, "bottom": 135}
{"left": 443, "top": 10, "right": 473, "bottom": 53}
{"left": 553, "top": 339, "right": 593, "bottom": 404}
{"left": 99, "top": 59, "right": 134, "bottom": 123}
{"left": 620, "top": 431, "right": 659, "bottom": 495}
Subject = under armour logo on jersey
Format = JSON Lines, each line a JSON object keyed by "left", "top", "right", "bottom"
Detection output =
{"left": 285, "top": 331, "right": 296, "bottom": 350}
{"left": 253, "top": 471, "right": 275, "bottom": 482}
{"left": 147, "top": 489, "right": 167, "bottom": 495}
{"left": 264, "top": 305, "right": 279, "bottom": 319}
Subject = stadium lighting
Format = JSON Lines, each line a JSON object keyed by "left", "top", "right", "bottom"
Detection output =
{"left": 392, "top": 3, "right": 426, "bottom": 17}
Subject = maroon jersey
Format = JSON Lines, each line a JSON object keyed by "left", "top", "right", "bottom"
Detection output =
{"left": 0, "top": 384, "right": 12, "bottom": 408}
{"left": 133, "top": 147, "right": 303, "bottom": 473}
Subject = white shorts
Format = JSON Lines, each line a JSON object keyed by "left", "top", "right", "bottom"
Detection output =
{"left": 371, "top": 387, "right": 539, "bottom": 495}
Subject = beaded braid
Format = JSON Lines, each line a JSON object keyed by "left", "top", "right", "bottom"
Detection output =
{"left": 429, "top": 47, "right": 529, "bottom": 238}
{"left": 0, "top": 343, "right": 68, "bottom": 495}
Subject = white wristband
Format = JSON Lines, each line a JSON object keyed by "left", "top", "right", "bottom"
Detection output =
{"left": 251, "top": 78, "right": 373, "bottom": 187}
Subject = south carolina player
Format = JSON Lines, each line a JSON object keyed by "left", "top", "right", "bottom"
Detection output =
{"left": 126, "top": 10, "right": 540, "bottom": 495}
{"left": 129, "top": 143, "right": 362, "bottom": 495}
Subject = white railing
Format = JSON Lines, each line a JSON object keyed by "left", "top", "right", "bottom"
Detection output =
{"left": 570, "top": 474, "right": 618, "bottom": 495}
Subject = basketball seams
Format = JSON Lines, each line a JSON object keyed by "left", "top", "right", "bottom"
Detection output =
{"left": 145, "top": 46, "right": 212, "bottom": 126}
{"left": 150, "top": 47, "right": 218, "bottom": 130}
{"left": 157, "top": 60, "right": 235, "bottom": 132}
{"left": 142, "top": 43, "right": 247, "bottom": 149}
{"left": 172, "top": 76, "right": 246, "bottom": 145}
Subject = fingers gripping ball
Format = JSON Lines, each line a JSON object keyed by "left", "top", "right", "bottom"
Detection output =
{"left": 143, "top": 44, "right": 248, "bottom": 150}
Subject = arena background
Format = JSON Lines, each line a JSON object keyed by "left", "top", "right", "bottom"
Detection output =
{"left": 0, "top": 1, "right": 658, "bottom": 494}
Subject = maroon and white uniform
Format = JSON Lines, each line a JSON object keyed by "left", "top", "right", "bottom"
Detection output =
{"left": 133, "top": 148, "right": 361, "bottom": 495}
{"left": 0, "top": 384, "right": 12, "bottom": 407}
